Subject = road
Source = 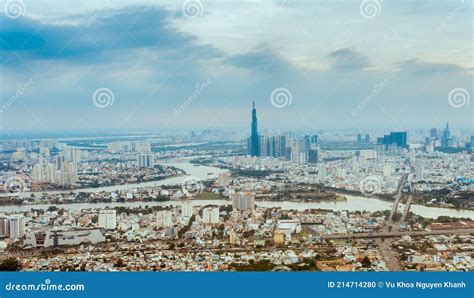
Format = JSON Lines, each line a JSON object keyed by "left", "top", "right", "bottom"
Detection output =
{"left": 321, "top": 228, "right": 474, "bottom": 240}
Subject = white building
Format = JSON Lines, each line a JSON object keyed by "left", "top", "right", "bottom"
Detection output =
{"left": 137, "top": 154, "right": 154, "bottom": 168}
{"left": 202, "top": 207, "right": 220, "bottom": 224}
{"left": 232, "top": 192, "right": 255, "bottom": 211}
{"left": 182, "top": 200, "right": 193, "bottom": 222}
{"left": 156, "top": 210, "right": 173, "bottom": 228}
{"left": 98, "top": 209, "right": 117, "bottom": 230}
{"left": 9, "top": 215, "right": 25, "bottom": 241}
{"left": 60, "top": 162, "right": 78, "bottom": 185}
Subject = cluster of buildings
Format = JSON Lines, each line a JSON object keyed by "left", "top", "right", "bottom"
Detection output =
{"left": 0, "top": 140, "right": 185, "bottom": 192}
{"left": 247, "top": 103, "right": 320, "bottom": 165}
{"left": 5, "top": 199, "right": 471, "bottom": 272}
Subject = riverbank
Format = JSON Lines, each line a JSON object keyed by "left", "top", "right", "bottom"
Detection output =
{"left": 1, "top": 195, "right": 473, "bottom": 219}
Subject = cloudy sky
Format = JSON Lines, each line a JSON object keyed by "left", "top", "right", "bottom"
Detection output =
{"left": 0, "top": 0, "right": 472, "bottom": 134}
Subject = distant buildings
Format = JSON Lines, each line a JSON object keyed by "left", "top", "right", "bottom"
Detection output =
{"left": 60, "top": 162, "right": 78, "bottom": 185}
{"left": 232, "top": 192, "right": 255, "bottom": 211}
{"left": 376, "top": 131, "right": 408, "bottom": 155}
{"left": 31, "top": 162, "right": 56, "bottom": 184}
{"left": 441, "top": 122, "right": 452, "bottom": 148}
{"left": 0, "top": 215, "right": 25, "bottom": 241}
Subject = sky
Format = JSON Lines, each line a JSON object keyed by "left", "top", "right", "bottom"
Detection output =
{"left": 0, "top": 0, "right": 473, "bottom": 135}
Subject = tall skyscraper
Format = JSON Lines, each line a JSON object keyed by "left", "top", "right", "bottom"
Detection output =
{"left": 441, "top": 122, "right": 451, "bottom": 148}
{"left": 248, "top": 101, "right": 260, "bottom": 157}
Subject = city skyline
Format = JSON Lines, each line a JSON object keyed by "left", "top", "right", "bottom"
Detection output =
{"left": 0, "top": 0, "right": 473, "bottom": 133}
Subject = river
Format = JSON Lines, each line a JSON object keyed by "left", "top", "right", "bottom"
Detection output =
{"left": 1, "top": 160, "right": 473, "bottom": 219}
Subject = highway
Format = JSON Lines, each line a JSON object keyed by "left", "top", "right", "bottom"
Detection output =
{"left": 322, "top": 228, "right": 474, "bottom": 240}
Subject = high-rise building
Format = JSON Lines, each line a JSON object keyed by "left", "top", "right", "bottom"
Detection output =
{"left": 415, "top": 162, "right": 424, "bottom": 180}
{"left": 55, "top": 155, "right": 65, "bottom": 171}
{"left": 60, "top": 162, "right": 78, "bottom": 185}
{"left": 308, "top": 148, "right": 319, "bottom": 164}
{"left": 430, "top": 128, "right": 438, "bottom": 139}
{"left": 248, "top": 102, "right": 260, "bottom": 157}
{"left": 202, "top": 207, "right": 220, "bottom": 224}
{"left": 0, "top": 217, "right": 10, "bottom": 238}
{"left": 137, "top": 154, "right": 154, "bottom": 168}
{"left": 9, "top": 215, "right": 25, "bottom": 241}
{"left": 32, "top": 163, "right": 56, "bottom": 184}
{"left": 318, "top": 164, "right": 326, "bottom": 180}
{"left": 441, "top": 122, "right": 452, "bottom": 148}
{"left": 217, "top": 172, "right": 230, "bottom": 187}
{"left": 156, "top": 211, "right": 173, "bottom": 228}
{"left": 181, "top": 200, "right": 193, "bottom": 222}
{"left": 98, "top": 210, "right": 117, "bottom": 230}
{"left": 232, "top": 192, "right": 255, "bottom": 211}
